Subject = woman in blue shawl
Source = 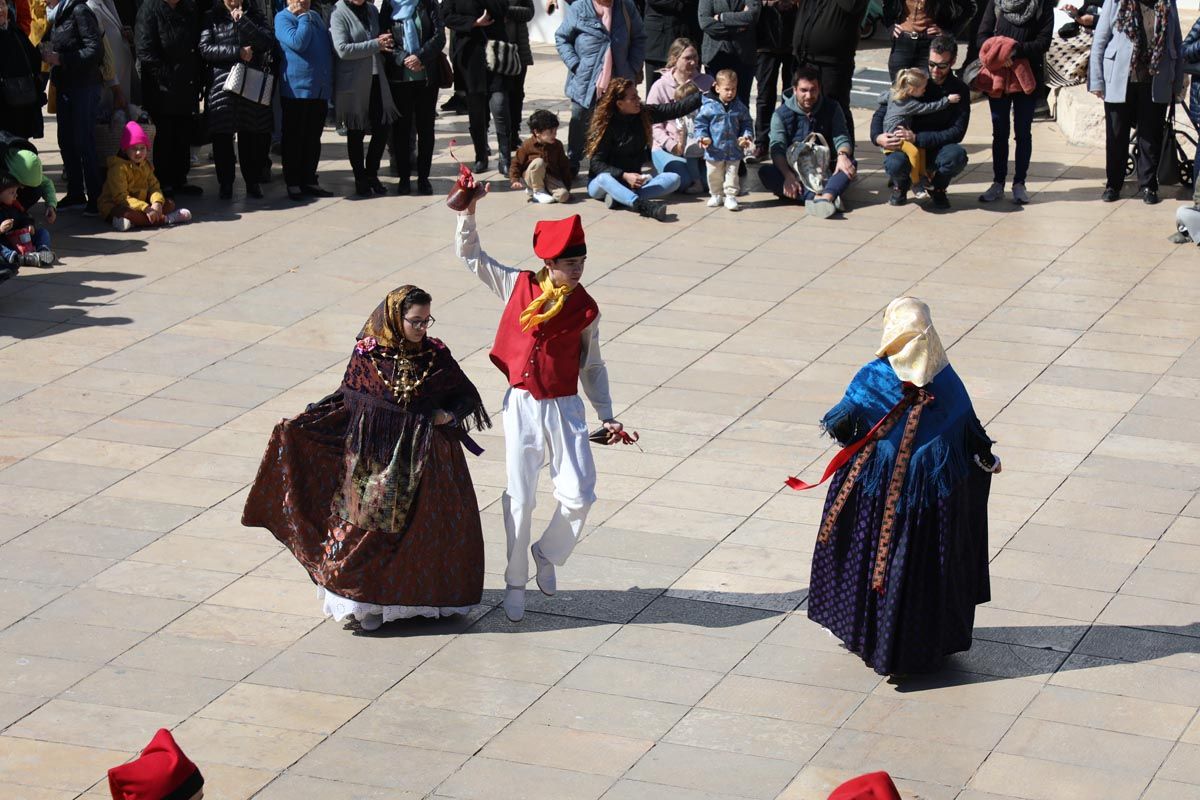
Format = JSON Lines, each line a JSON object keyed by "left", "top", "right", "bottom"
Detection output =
{"left": 797, "top": 298, "right": 1000, "bottom": 676}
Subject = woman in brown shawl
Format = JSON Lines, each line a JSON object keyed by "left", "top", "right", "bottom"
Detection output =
{"left": 243, "top": 285, "right": 490, "bottom": 631}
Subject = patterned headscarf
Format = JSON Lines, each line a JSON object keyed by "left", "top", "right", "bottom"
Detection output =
{"left": 358, "top": 285, "right": 420, "bottom": 349}
{"left": 875, "top": 297, "right": 949, "bottom": 388}
{"left": 1116, "top": 0, "right": 1170, "bottom": 75}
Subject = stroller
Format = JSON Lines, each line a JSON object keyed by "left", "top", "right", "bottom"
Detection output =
{"left": 1128, "top": 98, "right": 1196, "bottom": 189}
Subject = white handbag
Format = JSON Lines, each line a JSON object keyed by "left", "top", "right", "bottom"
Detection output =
{"left": 224, "top": 60, "right": 275, "bottom": 106}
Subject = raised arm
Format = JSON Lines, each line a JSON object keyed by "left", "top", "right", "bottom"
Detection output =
{"left": 454, "top": 213, "right": 522, "bottom": 300}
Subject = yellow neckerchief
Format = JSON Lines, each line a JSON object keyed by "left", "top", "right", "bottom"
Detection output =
{"left": 518, "top": 268, "right": 573, "bottom": 332}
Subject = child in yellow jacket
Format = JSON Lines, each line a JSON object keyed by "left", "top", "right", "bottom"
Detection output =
{"left": 98, "top": 123, "right": 192, "bottom": 231}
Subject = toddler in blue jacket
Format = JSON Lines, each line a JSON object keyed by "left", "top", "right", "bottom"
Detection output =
{"left": 695, "top": 70, "right": 753, "bottom": 211}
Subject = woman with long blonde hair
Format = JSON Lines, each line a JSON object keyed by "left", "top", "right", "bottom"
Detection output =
{"left": 585, "top": 76, "right": 701, "bottom": 220}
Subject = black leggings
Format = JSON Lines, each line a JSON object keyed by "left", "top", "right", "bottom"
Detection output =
{"left": 212, "top": 130, "right": 270, "bottom": 188}
{"left": 281, "top": 97, "right": 327, "bottom": 188}
{"left": 346, "top": 76, "right": 390, "bottom": 181}
{"left": 391, "top": 80, "right": 437, "bottom": 180}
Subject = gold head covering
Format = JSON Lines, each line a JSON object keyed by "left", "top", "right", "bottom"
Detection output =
{"left": 358, "top": 285, "right": 419, "bottom": 349}
{"left": 518, "top": 268, "right": 573, "bottom": 332}
{"left": 875, "top": 297, "right": 949, "bottom": 387}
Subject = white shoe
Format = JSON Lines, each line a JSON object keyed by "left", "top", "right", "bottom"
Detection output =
{"left": 723, "top": 195, "right": 739, "bottom": 211}
{"left": 706, "top": 194, "right": 722, "bottom": 207}
{"left": 502, "top": 586, "right": 525, "bottom": 622}
{"left": 532, "top": 191, "right": 555, "bottom": 204}
{"left": 1011, "top": 183, "right": 1031, "bottom": 204}
{"left": 979, "top": 182, "right": 1004, "bottom": 203}
{"left": 112, "top": 217, "right": 133, "bottom": 232}
{"left": 912, "top": 178, "right": 929, "bottom": 199}
{"left": 165, "top": 208, "right": 192, "bottom": 225}
{"left": 531, "top": 544, "right": 556, "bottom": 597}
{"left": 359, "top": 613, "right": 383, "bottom": 631}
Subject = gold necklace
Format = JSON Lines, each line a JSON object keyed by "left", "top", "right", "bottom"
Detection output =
{"left": 369, "top": 345, "right": 435, "bottom": 405}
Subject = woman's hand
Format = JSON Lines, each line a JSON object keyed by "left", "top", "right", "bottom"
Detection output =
{"left": 623, "top": 171, "right": 646, "bottom": 187}
{"left": 474, "top": 9, "right": 493, "bottom": 26}
{"left": 925, "top": 24, "right": 942, "bottom": 34}
{"left": 230, "top": 5, "right": 243, "bottom": 19}
{"left": 432, "top": 409, "right": 455, "bottom": 425}
{"left": 378, "top": 32, "right": 394, "bottom": 52}
{"left": 404, "top": 54, "right": 423, "bottom": 70}
{"left": 240, "top": 45, "right": 253, "bottom": 61}
{"left": 0, "top": 219, "right": 13, "bottom": 234}
{"left": 892, "top": 23, "right": 902, "bottom": 37}
{"left": 44, "top": 206, "right": 57, "bottom": 224}
{"left": 287, "top": 0, "right": 308, "bottom": 14}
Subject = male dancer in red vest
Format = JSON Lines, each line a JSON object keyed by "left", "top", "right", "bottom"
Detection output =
{"left": 454, "top": 192, "right": 624, "bottom": 622}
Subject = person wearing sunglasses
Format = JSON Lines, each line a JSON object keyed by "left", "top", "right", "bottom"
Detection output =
{"left": 870, "top": 34, "right": 970, "bottom": 208}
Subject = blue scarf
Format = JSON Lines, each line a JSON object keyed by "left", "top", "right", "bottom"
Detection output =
{"left": 391, "top": 0, "right": 421, "bottom": 57}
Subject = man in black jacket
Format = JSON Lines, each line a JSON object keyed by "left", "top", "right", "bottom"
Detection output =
{"left": 870, "top": 34, "right": 968, "bottom": 209}
{"left": 136, "top": 0, "right": 202, "bottom": 196}
{"left": 751, "top": 0, "right": 795, "bottom": 161}
{"left": 792, "top": 0, "right": 867, "bottom": 148}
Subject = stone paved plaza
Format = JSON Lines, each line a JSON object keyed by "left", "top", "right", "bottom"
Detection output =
{"left": 1, "top": 44, "right": 1199, "bottom": 800}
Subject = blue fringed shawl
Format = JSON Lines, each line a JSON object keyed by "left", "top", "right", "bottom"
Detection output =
{"left": 821, "top": 358, "right": 992, "bottom": 513}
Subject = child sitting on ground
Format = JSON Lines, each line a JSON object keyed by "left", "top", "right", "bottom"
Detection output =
{"left": 98, "top": 122, "right": 192, "bottom": 231}
{"left": 879, "top": 68, "right": 960, "bottom": 194}
{"left": 0, "top": 172, "right": 54, "bottom": 281}
{"left": 509, "top": 110, "right": 574, "bottom": 204}
{"left": 694, "top": 69, "right": 754, "bottom": 211}
{"left": 672, "top": 81, "right": 707, "bottom": 195}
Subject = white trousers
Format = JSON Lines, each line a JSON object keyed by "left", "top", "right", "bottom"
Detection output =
{"left": 501, "top": 388, "right": 597, "bottom": 588}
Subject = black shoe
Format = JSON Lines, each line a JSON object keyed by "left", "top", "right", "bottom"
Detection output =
{"left": 440, "top": 95, "right": 468, "bottom": 114}
{"left": 246, "top": 183, "right": 263, "bottom": 199}
{"left": 175, "top": 184, "right": 203, "bottom": 196}
{"left": 416, "top": 178, "right": 433, "bottom": 195}
{"left": 929, "top": 188, "right": 950, "bottom": 209}
{"left": 498, "top": 160, "right": 510, "bottom": 178}
{"left": 0, "top": 265, "right": 15, "bottom": 283}
{"left": 287, "top": 186, "right": 305, "bottom": 201}
{"left": 302, "top": 185, "right": 334, "bottom": 198}
{"left": 633, "top": 198, "right": 667, "bottom": 221}
{"left": 219, "top": 184, "right": 233, "bottom": 200}
{"left": 58, "top": 193, "right": 87, "bottom": 208}
{"left": 1101, "top": 187, "right": 1120, "bottom": 202}
{"left": 1142, "top": 187, "right": 1160, "bottom": 205}
{"left": 369, "top": 178, "right": 387, "bottom": 195}
{"left": 471, "top": 160, "right": 488, "bottom": 174}
{"left": 889, "top": 186, "right": 907, "bottom": 206}
{"left": 354, "top": 178, "right": 371, "bottom": 197}
{"left": 82, "top": 203, "right": 99, "bottom": 217}
{"left": 396, "top": 179, "right": 411, "bottom": 195}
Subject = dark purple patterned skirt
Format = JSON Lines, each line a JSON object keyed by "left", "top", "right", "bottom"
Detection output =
{"left": 807, "top": 464, "right": 992, "bottom": 675}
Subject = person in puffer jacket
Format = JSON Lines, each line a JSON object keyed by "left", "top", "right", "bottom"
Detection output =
{"left": 98, "top": 122, "right": 193, "bottom": 230}
{"left": 693, "top": 70, "right": 752, "bottom": 210}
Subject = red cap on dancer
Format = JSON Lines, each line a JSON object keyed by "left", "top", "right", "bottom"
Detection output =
{"left": 532, "top": 215, "right": 587, "bottom": 260}
{"left": 828, "top": 772, "right": 902, "bottom": 800}
{"left": 108, "top": 729, "right": 205, "bottom": 800}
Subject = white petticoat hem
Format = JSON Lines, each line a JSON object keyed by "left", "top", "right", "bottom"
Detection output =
{"left": 318, "top": 587, "right": 474, "bottom": 622}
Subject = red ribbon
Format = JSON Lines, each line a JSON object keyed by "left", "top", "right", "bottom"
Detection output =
{"left": 784, "top": 391, "right": 917, "bottom": 491}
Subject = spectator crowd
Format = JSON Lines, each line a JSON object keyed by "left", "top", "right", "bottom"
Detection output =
{"left": 3, "top": 0, "right": 1200, "bottom": 282}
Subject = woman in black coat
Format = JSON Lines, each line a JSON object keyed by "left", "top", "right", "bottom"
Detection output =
{"left": 501, "top": 0, "right": 533, "bottom": 155}
{"left": 883, "top": 0, "right": 972, "bottom": 76}
{"left": 381, "top": 0, "right": 444, "bottom": 194}
{"left": 441, "top": 0, "right": 510, "bottom": 172}
{"left": 136, "top": 0, "right": 203, "bottom": 196}
{"left": 0, "top": 0, "right": 45, "bottom": 140}
{"left": 200, "top": 0, "right": 276, "bottom": 199}
{"left": 43, "top": 0, "right": 104, "bottom": 212}
{"left": 643, "top": 0, "right": 701, "bottom": 91}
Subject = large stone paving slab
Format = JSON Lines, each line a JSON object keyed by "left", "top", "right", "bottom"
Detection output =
{"left": 2, "top": 43, "right": 1199, "bottom": 799}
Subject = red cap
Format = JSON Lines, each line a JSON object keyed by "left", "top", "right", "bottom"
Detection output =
{"left": 828, "top": 772, "right": 902, "bottom": 800}
{"left": 109, "top": 729, "right": 204, "bottom": 800}
{"left": 532, "top": 214, "right": 587, "bottom": 260}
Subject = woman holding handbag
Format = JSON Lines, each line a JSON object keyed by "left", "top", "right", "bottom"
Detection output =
{"left": 1089, "top": 0, "right": 1183, "bottom": 204}
{"left": 199, "top": 0, "right": 276, "bottom": 199}
{"left": 380, "top": 0, "right": 444, "bottom": 194}
{"left": 0, "top": 0, "right": 45, "bottom": 140}
{"left": 442, "top": 0, "right": 510, "bottom": 173}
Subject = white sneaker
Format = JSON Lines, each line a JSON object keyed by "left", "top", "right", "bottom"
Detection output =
{"left": 1011, "top": 183, "right": 1031, "bottom": 204}
{"left": 165, "top": 208, "right": 192, "bottom": 225}
{"left": 532, "top": 191, "right": 555, "bottom": 204}
{"left": 723, "top": 195, "right": 739, "bottom": 211}
{"left": 706, "top": 194, "right": 722, "bottom": 207}
{"left": 502, "top": 586, "right": 525, "bottom": 622}
{"left": 531, "top": 543, "right": 556, "bottom": 597}
{"left": 112, "top": 216, "right": 133, "bottom": 232}
{"left": 912, "top": 178, "right": 929, "bottom": 199}
{"left": 358, "top": 613, "right": 383, "bottom": 631}
{"left": 979, "top": 182, "right": 1004, "bottom": 203}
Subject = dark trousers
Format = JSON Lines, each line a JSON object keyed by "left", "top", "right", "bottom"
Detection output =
{"left": 567, "top": 99, "right": 593, "bottom": 170}
{"left": 644, "top": 58, "right": 665, "bottom": 94}
{"left": 488, "top": 71, "right": 523, "bottom": 165}
{"left": 988, "top": 92, "right": 1036, "bottom": 185}
{"left": 887, "top": 34, "right": 932, "bottom": 79}
{"left": 759, "top": 161, "right": 852, "bottom": 201}
{"left": 56, "top": 83, "right": 102, "bottom": 200}
{"left": 346, "top": 76, "right": 390, "bottom": 182}
{"left": 280, "top": 96, "right": 327, "bottom": 188}
{"left": 755, "top": 51, "right": 796, "bottom": 148}
{"left": 466, "top": 90, "right": 491, "bottom": 163}
{"left": 508, "top": 65, "right": 527, "bottom": 152}
{"left": 883, "top": 143, "right": 968, "bottom": 190}
{"left": 212, "top": 131, "right": 270, "bottom": 189}
{"left": 1105, "top": 82, "right": 1168, "bottom": 191}
{"left": 706, "top": 51, "right": 754, "bottom": 108}
{"left": 798, "top": 57, "right": 856, "bottom": 152}
{"left": 151, "top": 111, "right": 193, "bottom": 190}
{"left": 391, "top": 80, "right": 437, "bottom": 181}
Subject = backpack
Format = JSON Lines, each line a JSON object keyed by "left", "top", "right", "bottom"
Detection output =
{"left": 787, "top": 132, "right": 831, "bottom": 194}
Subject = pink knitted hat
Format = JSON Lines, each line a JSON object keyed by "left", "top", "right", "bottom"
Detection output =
{"left": 120, "top": 122, "right": 150, "bottom": 151}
